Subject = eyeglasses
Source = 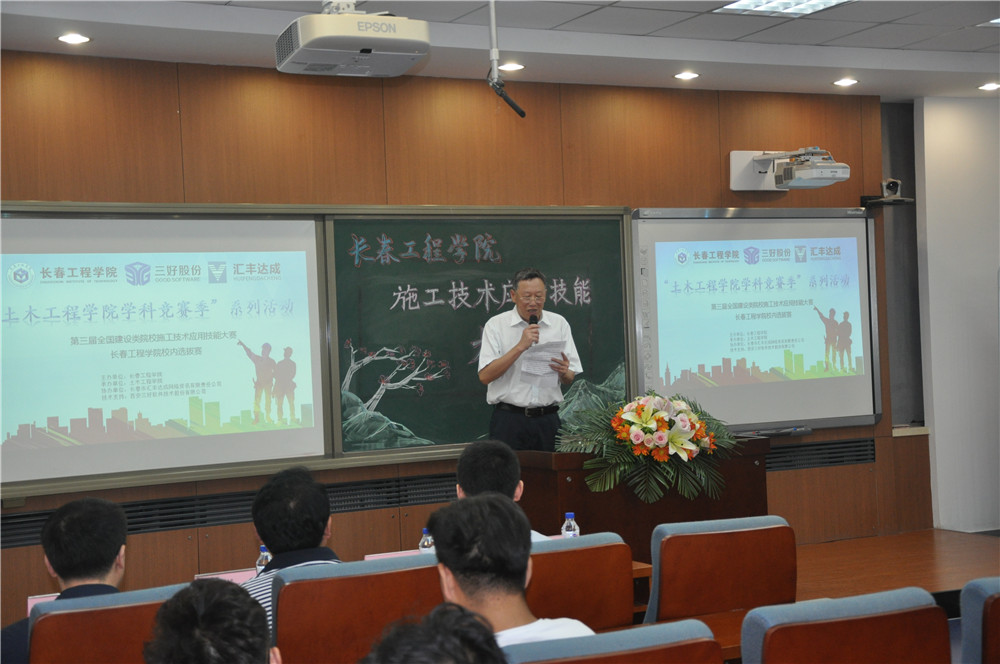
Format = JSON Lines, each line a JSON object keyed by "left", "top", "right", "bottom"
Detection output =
{"left": 516, "top": 293, "right": 546, "bottom": 302}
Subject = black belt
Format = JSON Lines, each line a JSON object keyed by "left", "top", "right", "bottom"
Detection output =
{"left": 495, "top": 402, "right": 560, "bottom": 418}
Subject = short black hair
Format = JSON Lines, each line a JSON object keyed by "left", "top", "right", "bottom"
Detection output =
{"left": 456, "top": 440, "right": 521, "bottom": 498}
{"left": 40, "top": 498, "right": 127, "bottom": 582}
{"left": 361, "top": 602, "right": 506, "bottom": 664}
{"left": 144, "top": 579, "right": 269, "bottom": 664}
{"left": 512, "top": 267, "right": 546, "bottom": 289}
{"left": 427, "top": 493, "right": 531, "bottom": 597}
{"left": 251, "top": 466, "right": 330, "bottom": 555}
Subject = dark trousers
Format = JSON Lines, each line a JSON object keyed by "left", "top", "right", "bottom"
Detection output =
{"left": 489, "top": 407, "right": 561, "bottom": 452}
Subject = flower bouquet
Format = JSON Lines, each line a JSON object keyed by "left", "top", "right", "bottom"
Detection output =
{"left": 556, "top": 393, "right": 739, "bottom": 503}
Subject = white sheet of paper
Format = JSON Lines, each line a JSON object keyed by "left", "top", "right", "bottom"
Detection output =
{"left": 521, "top": 341, "right": 564, "bottom": 387}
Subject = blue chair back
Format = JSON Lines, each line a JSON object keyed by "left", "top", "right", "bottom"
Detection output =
{"left": 741, "top": 586, "right": 950, "bottom": 664}
{"left": 644, "top": 515, "right": 794, "bottom": 623}
{"left": 504, "top": 619, "right": 722, "bottom": 663}
{"left": 960, "top": 576, "right": 1000, "bottom": 664}
{"left": 528, "top": 533, "right": 635, "bottom": 631}
{"left": 28, "top": 583, "right": 188, "bottom": 664}
{"left": 272, "top": 552, "right": 441, "bottom": 662}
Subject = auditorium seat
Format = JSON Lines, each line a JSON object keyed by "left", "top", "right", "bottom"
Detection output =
{"left": 503, "top": 618, "right": 723, "bottom": 663}
{"left": 643, "top": 515, "right": 796, "bottom": 660}
{"left": 961, "top": 576, "right": 1000, "bottom": 664}
{"left": 27, "top": 582, "right": 188, "bottom": 664}
{"left": 740, "top": 586, "right": 951, "bottom": 664}
{"left": 271, "top": 553, "right": 442, "bottom": 663}
{"left": 528, "top": 533, "right": 635, "bottom": 631}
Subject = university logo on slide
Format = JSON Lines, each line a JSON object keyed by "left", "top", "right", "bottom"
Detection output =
{"left": 674, "top": 249, "right": 690, "bottom": 266}
{"left": 125, "top": 262, "right": 151, "bottom": 286}
{"left": 795, "top": 246, "right": 808, "bottom": 262}
{"left": 743, "top": 246, "right": 760, "bottom": 265}
{"left": 6, "top": 262, "right": 34, "bottom": 288}
{"left": 207, "top": 261, "right": 227, "bottom": 284}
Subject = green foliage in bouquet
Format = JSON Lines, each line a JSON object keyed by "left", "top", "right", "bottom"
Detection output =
{"left": 556, "top": 393, "right": 740, "bottom": 504}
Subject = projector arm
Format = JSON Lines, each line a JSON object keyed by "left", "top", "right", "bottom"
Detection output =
{"left": 486, "top": 0, "right": 526, "bottom": 118}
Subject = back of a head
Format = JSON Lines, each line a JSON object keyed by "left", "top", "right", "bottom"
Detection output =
{"left": 252, "top": 466, "right": 330, "bottom": 554}
{"left": 144, "top": 578, "right": 269, "bottom": 664}
{"left": 362, "top": 602, "right": 506, "bottom": 664}
{"left": 40, "top": 497, "right": 127, "bottom": 582}
{"left": 456, "top": 440, "right": 520, "bottom": 498}
{"left": 427, "top": 493, "right": 531, "bottom": 597}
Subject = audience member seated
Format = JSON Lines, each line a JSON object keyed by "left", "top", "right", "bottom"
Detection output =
{"left": 361, "top": 602, "right": 506, "bottom": 664}
{"left": 456, "top": 439, "right": 548, "bottom": 542}
{"left": 427, "top": 492, "right": 594, "bottom": 647}
{"left": 241, "top": 467, "right": 340, "bottom": 630}
{"left": 0, "top": 497, "right": 128, "bottom": 664}
{"left": 144, "top": 578, "right": 281, "bottom": 664}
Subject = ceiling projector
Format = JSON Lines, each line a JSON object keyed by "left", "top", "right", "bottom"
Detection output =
{"left": 729, "top": 148, "right": 851, "bottom": 191}
{"left": 276, "top": 13, "right": 429, "bottom": 77}
{"left": 773, "top": 153, "right": 851, "bottom": 189}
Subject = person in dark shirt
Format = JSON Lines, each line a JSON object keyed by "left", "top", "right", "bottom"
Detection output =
{"left": 0, "top": 497, "right": 128, "bottom": 664}
{"left": 241, "top": 466, "right": 340, "bottom": 632}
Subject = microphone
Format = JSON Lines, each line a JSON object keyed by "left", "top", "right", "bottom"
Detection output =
{"left": 528, "top": 315, "right": 538, "bottom": 325}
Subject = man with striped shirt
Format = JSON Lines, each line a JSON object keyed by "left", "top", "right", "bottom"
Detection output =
{"left": 241, "top": 467, "right": 340, "bottom": 632}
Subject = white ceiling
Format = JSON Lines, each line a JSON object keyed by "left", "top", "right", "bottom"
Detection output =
{"left": 1, "top": 0, "right": 998, "bottom": 102}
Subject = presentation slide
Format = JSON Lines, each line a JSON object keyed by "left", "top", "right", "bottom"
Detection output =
{"left": 633, "top": 211, "right": 879, "bottom": 433}
{"left": 1, "top": 216, "right": 326, "bottom": 484}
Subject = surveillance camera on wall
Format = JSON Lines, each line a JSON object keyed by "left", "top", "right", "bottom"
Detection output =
{"left": 881, "top": 179, "right": 901, "bottom": 199}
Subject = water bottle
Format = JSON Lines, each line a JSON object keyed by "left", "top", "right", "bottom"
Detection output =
{"left": 255, "top": 545, "right": 272, "bottom": 573}
{"left": 418, "top": 527, "right": 435, "bottom": 552}
{"left": 561, "top": 512, "right": 580, "bottom": 538}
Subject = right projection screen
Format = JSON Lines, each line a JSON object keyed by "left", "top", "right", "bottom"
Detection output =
{"left": 631, "top": 208, "right": 880, "bottom": 434}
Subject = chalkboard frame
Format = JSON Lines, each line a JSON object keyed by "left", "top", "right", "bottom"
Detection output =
{"left": 326, "top": 206, "right": 634, "bottom": 457}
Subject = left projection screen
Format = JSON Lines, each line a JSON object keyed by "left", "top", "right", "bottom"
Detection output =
{"left": 1, "top": 216, "right": 326, "bottom": 484}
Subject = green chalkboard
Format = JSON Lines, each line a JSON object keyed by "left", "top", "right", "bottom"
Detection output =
{"left": 330, "top": 209, "right": 629, "bottom": 453}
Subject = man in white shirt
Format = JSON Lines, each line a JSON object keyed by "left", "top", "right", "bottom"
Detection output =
{"left": 427, "top": 493, "right": 594, "bottom": 648}
{"left": 478, "top": 268, "right": 583, "bottom": 451}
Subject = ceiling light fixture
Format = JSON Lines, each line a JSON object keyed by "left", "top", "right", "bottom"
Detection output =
{"left": 716, "top": 0, "right": 851, "bottom": 18}
{"left": 498, "top": 63, "right": 524, "bottom": 72}
{"left": 975, "top": 18, "right": 1000, "bottom": 28}
{"left": 979, "top": 83, "right": 1000, "bottom": 91}
{"left": 57, "top": 33, "right": 91, "bottom": 45}
{"left": 834, "top": 78, "right": 858, "bottom": 87}
{"left": 675, "top": 72, "right": 699, "bottom": 80}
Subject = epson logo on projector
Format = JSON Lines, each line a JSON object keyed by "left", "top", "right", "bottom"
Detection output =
{"left": 357, "top": 21, "right": 397, "bottom": 33}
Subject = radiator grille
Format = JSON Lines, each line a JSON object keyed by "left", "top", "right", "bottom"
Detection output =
{"left": 766, "top": 439, "right": 875, "bottom": 472}
{"left": 1, "top": 473, "right": 456, "bottom": 549}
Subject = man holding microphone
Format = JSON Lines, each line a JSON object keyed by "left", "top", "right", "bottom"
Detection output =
{"left": 478, "top": 268, "right": 582, "bottom": 451}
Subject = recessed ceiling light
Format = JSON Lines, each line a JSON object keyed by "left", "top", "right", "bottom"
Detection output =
{"left": 58, "top": 33, "right": 91, "bottom": 45}
{"left": 834, "top": 78, "right": 858, "bottom": 87}
{"left": 498, "top": 63, "right": 524, "bottom": 72}
{"left": 675, "top": 72, "right": 699, "bottom": 80}
{"left": 975, "top": 18, "right": 1000, "bottom": 28}
{"left": 716, "top": 0, "right": 851, "bottom": 18}
{"left": 980, "top": 83, "right": 1000, "bottom": 91}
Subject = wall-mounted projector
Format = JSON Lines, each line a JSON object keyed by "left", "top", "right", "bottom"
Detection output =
{"left": 276, "top": 13, "right": 429, "bottom": 77}
{"left": 730, "top": 148, "right": 851, "bottom": 191}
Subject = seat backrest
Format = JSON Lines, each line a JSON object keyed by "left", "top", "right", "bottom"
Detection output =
{"left": 645, "top": 516, "right": 796, "bottom": 623}
{"left": 527, "top": 533, "right": 635, "bottom": 631}
{"left": 960, "top": 576, "right": 1000, "bottom": 664}
{"left": 27, "top": 583, "right": 187, "bottom": 664}
{"left": 503, "top": 618, "right": 723, "bottom": 664}
{"left": 741, "top": 586, "right": 951, "bottom": 664}
{"left": 272, "top": 552, "right": 442, "bottom": 663}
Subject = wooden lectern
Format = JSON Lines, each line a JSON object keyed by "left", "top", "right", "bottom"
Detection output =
{"left": 516, "top": 437, "right": 771, "bottom": 563}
